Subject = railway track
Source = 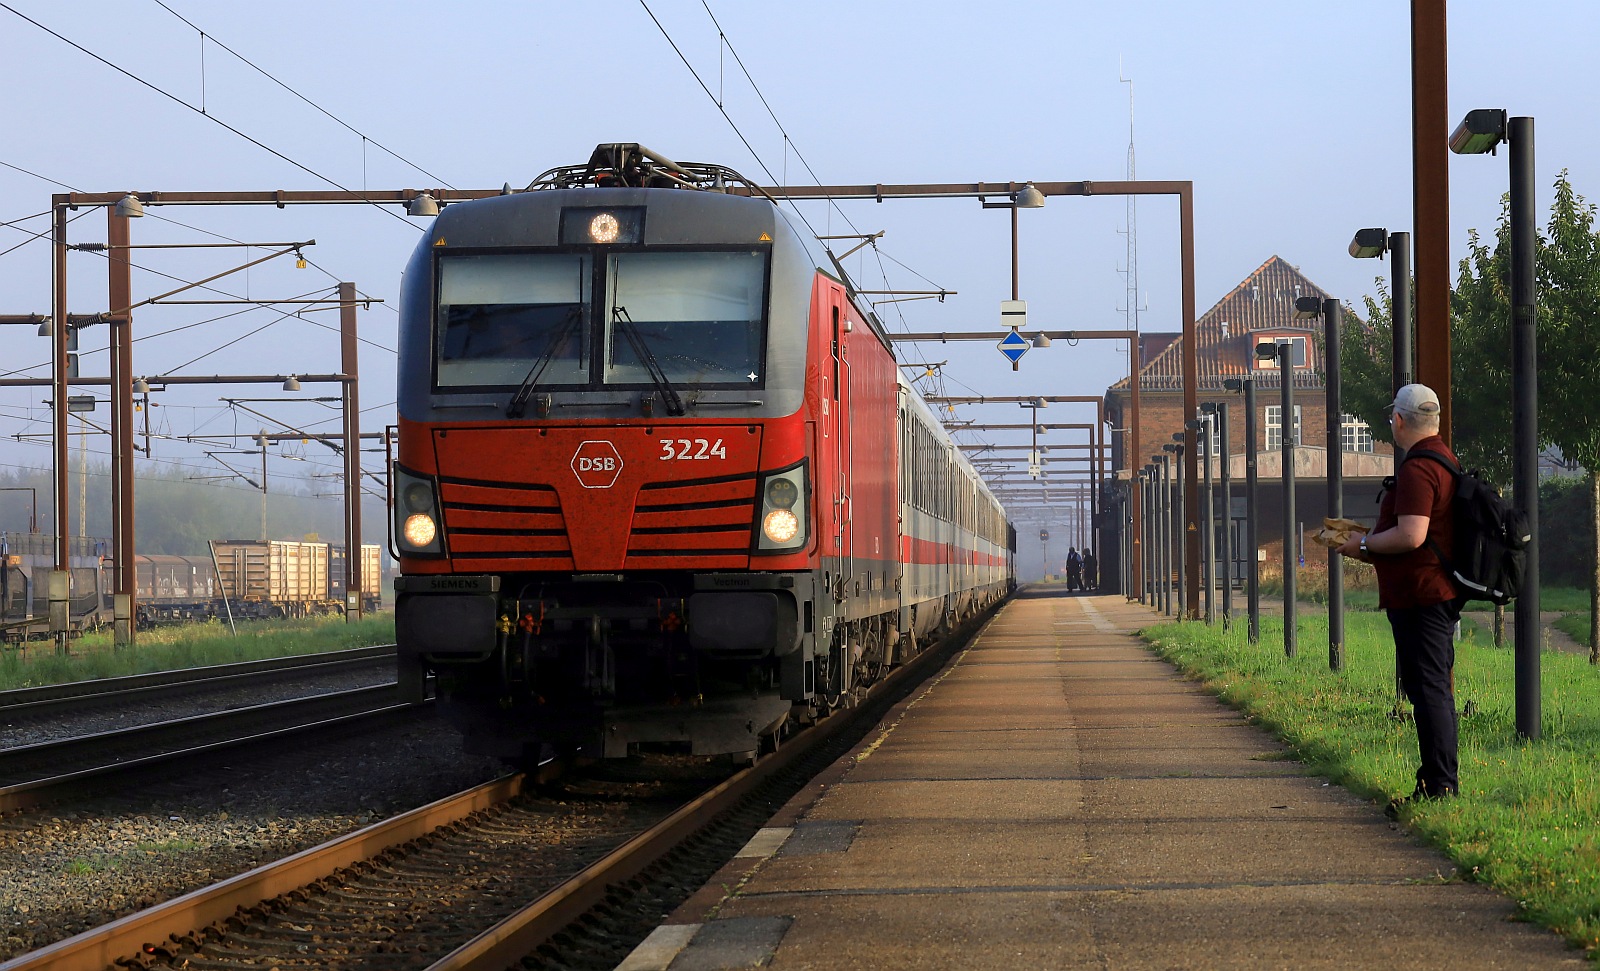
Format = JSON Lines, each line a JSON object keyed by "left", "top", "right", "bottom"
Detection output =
{"left": 0, "top": 605, "right": 995, "bottom": 971}
{"left": 0, "top": 684, "right": 424, "bottom": 812}
{"left": 0, "top": 645, "right": 398, "bottom": 723}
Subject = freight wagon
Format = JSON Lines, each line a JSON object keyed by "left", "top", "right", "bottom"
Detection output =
{"left": 0, "top": 532, "right": 111, "bottom": 641}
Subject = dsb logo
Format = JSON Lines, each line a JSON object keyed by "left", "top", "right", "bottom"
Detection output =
{"left": 571, "top": 441, "right": 624, "bottom": 489}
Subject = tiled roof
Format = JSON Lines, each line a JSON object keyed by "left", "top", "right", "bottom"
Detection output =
{"left": 1107, "top": 255, "right": 1339, "bottom": 394}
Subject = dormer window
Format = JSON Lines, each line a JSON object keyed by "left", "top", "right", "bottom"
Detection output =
{"left": 1253, "top": 333, "right": 1309, "bottom": 369}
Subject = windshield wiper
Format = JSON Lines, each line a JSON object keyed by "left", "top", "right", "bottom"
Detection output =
{"left": 506, "top": 306, "right": 582, "bottom": 418}
{"left": 612, "top": 305, "right": 686, "bottom": 416}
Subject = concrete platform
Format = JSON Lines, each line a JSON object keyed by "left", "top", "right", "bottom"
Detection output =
{"left": 617, "top": 588, "right": 1584, "bottom": 970}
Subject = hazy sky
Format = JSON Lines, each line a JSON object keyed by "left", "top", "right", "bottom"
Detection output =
{"left": 2, "top": 1, "right": 1594, "bottom": 575}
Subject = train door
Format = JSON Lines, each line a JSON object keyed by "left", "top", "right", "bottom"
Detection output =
{"left": 829, "top": 298, "right": 853, "bottom": 596}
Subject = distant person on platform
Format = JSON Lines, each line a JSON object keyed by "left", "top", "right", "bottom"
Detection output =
{"left": 1335, "top": 383, "right": 1464, "bottom": 811}
{"left": 1065, "top": 547, "right": 1084, "bottom": 591}
{"left": 1083, "top": 548, "right": 1098, "bottom": 591}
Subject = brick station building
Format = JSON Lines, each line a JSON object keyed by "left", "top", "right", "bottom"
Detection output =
{"left": 1101, "top": 255, "right": 1394, "bottom": 591}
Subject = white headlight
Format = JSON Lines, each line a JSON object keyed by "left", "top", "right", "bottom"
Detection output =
{"left": 762, "top": 509, "right": 799, "bottom": 544}
{"left": 590, "top": 212, "right": 621, "bottom": 243}
{"left": 403, "top": 513, "right": 437, "bottom": 547}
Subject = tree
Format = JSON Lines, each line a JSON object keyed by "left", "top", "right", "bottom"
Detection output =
{"left": 1337, "top": 247, "right": 1516, "bottom": 487}
{"left": 1532, "top": 172, "right": 1600, "bottom": 661}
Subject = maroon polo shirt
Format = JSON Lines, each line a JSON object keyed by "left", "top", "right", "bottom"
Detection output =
{"left": 1374, "top": 434, "right": 1458, "bottom": 609}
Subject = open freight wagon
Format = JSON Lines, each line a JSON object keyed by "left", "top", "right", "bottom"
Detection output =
{"left": 209, "top": 539, "right": 382, "bottom": 618}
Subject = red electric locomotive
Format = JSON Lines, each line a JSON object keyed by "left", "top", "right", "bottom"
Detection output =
{"left": 393, "top": 144, "right": 1013, "bottom": 763}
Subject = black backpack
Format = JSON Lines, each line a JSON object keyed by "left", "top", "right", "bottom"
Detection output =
{"left": 1394, "top": 450, "right": 1531, "bottom": 605}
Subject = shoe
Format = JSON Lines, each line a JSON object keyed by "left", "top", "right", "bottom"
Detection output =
{"left": 1384, "top": 785, "right": 1455, "bottom": 820}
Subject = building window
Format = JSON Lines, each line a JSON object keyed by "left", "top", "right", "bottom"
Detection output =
{"left": 1252, "top": 335, "right": 1309, "bottom": 369}
{"left": 1265, "top": 404, "right": 1302, "bottom": 449}
{"left": 1342, "top": 413, "right": 1375, "bottom": 453}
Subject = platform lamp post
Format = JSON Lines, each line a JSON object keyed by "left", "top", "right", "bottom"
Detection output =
{"left": 1167, "top": 436, "right": 1187, "bottom": 617}
{"left": 1158, "top": 454, "right": 1171, "bottom": 614}
{"left": 1186, "top": 417, "right": 1214, "bottom": 624}
{"left": 1257, "top": 339, "right": 1296, "bottom": 656}
{"left": 1204, "top": 402, "right": 1234, "bottom": 630}
{"left": 1349, "top": 228, "right": 1414, "bottom": 465}
{"left": 1299, "top": 295, "right": 1345, "bottom": 672}
{"left": 1171, "top": 447, "right": 1184, "bottom": 620}
{"left": 1134, "top": 469, "right": 1148, "bottom": 603}
{"left": 1152, "top": 453, "right": 1171, "bottom": 615}
{"left": 1350, "top": 228, "right": 1414, "bottom": 708}
{"left": 1223, "top": 378, "right": 1260, "bottom": 644}
{"left": 1452, "top": 107, "right": 1540, "bottom": 740}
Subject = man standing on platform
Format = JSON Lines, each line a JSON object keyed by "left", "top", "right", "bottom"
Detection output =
{"left": 1083, "top": 548, "right": 1098, "bottom": 591}
{"left": 1336, "top": 384, "right": 1464, "bottom": 810}
{"left": 1065, "top": 547, "right": 1083, "bottom": 591}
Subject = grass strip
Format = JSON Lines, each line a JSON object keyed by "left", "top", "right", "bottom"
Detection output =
{"left": 0, "top": 614, "right": 396, "bottom": 691}
{"left": 1143, "top": 612, "right": 1600, "bottom": 961}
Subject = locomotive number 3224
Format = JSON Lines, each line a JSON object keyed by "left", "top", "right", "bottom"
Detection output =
{"left": 658, "top": 438, "right": 727, "bottom": 461}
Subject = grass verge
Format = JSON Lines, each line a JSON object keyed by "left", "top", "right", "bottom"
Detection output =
{"left": 1143, "top": 612, "right": 1600, "bottom": 960}
{"left": 0, "top": 614, "right": 397, "bottom": 691}
{"left": 1555, "top": 613, "right": 1596, "bottom": 650}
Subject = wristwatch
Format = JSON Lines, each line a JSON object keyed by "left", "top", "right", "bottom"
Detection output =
{"left": 1359, "top": 535, "right": 1370, "bottom": 556}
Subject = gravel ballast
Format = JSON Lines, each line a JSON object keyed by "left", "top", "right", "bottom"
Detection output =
{"left": 0, "top": 717, "right": 505, "bottom": 960}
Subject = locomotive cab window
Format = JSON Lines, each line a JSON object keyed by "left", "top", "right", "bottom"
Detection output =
{"left": 435, "top": 253, "right": 590, "bottom": 389}
{"left": 603, "top": 250, "right": 768, "bottom": 386}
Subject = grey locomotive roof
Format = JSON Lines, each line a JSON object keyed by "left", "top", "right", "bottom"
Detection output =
{"left": 428, "top": 187, "right": 784, "bottom": 249}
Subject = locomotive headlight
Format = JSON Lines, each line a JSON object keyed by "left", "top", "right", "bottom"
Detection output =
{"left": 754, "top": 462, "right": 807, "bottom": 553}
{"left": 589, "top": 212, "right": 621, "bottom": 243}
{"left": 403, "top": 482, "right": 433, "bottom": 513}
{"left": 403, "top": 513, "right": 437, "bottom": 547}
{"left": 762, "top": 509, "right": 799, "bottom": 544}
{"left": 394, "top": 466, "right": 443, "bottom": 555}
{"left": 765, "top": 477, "right": 799, "bottom": 510}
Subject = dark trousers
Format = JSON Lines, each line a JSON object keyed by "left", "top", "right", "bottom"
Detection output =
{"left": 1386, "top": 597, "right": 1465, "bottom": 796}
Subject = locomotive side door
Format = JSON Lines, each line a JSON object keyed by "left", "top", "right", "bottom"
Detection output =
{"left": 829, "top": 296, "right": 853, "bottom": 594}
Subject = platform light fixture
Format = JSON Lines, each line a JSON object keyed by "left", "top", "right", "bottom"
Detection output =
{"left": 406, "top": 192, "right": 440, "bottom": 217}
{"left": 132, "top": 377, "right": 150, "bottom": 394}
{"left": 281, "top": 375, "right": 302, "bottom": 392}
{"left": 1449, "top": 108, "right": 1508, "bottom": 155}
{"left": 113, "top": 193, "right": 145, "bottom": 218}
{"left": 1014, "top": 183, "right": 1046, "bottom": 209}
{"left": 1348, "top": 227, "right": 1391, "bottom": 260}
{"left": 1292, "top": 296, "right": 1322, "bottom": 320}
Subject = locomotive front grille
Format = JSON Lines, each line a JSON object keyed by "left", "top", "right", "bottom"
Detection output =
{"left": 626, "top": 471, "right": 757, "bottom": 565}
{"left": 438, "top": 475, "right": 573, "bottom": 565}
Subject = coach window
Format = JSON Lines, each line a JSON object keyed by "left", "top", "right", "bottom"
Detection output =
{"left": 435, "top": 253, "right": 589, "bottom": 388}
{"left": 603, "top": 250, "right": 768, "bottom": 386}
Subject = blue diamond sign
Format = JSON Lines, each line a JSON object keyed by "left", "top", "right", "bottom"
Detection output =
{"left": 997, "top": 328, "right": 1030, "bottom": 368}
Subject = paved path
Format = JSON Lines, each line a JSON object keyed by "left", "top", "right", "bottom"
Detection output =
{"left": 621, "top": 588, "right": 1581, "bottom": 970}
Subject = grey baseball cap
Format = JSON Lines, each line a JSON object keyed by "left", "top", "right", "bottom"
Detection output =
{"left": 1391, "top": 383, "right": 1441, "bottom": 417}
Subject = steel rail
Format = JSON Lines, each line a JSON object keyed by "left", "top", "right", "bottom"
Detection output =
{"left": 422, "top": 609, "right": 991, "bottom": 971}
{"left": 0, "top": 644, "right": 397, "bottom": 714}
{"left": 0, "top": 770, "right": 522, "bottom": 971}
{"left": 0, "top": 686, "right": 416, "bottom": 811}
{"left": 0, "top": 602, "right": 995, "bottom": 970}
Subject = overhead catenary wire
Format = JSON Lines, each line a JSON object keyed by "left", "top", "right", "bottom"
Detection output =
{"left": 147, "top": 0, "right": 456, "bottom": 190}
{"left": 1, "top": 159, "right": 388, "bottom": 322}
{"left": 641, "top": 1, "right": 947, "bottom": 396}
{"left": 0, "top": 2, "right": 424, "bottom": 231}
